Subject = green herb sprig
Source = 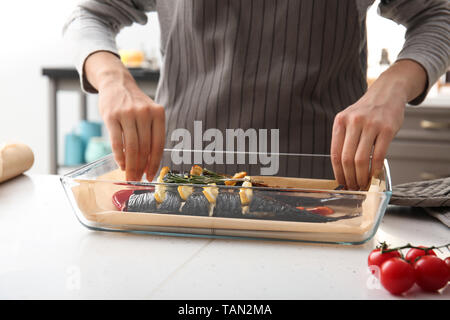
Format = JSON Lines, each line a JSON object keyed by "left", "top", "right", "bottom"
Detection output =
{"left": 377, "top": 241, "right": 450, "bottom": 257}
{"left": 162, "top": 168, "right": 236, "bottom": 185}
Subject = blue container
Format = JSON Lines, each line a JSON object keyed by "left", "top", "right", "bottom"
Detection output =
{"left": 64, "top": 132, "right": 84, "bottom": 166}
{"left": 78, "top": 120, "right": 102, "bottom": 147}
{"left": 85, "top": 137, "right": 112, "bottom": 163}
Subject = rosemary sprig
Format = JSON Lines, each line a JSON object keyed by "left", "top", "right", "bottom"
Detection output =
{"left": 162, "top": 170, "right": 233, "bottom": 185}
{"left": 203, "top": 168, "right": 231, "bottom": 179}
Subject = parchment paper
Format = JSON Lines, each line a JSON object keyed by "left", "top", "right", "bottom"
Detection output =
{"left": 70, "top": 169, "right": 385, "bottom": 239}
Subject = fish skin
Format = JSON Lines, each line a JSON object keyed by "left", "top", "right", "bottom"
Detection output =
{"left": 248, "top": 194, "right": 340, "bottom": 223}
{"left": 158, "top": 191, "right": 183, "bottom": 214}
{"left": 181, "top": 192, "right": 210, "bottom": 216}
{"left": 214, "top": 192, "right": 242, "bottom": 218}
{"left": 126, "top": 191, "right": 157, "bottom": 212}
{"left": 124, "top": 190, "right": 355, "bottom": 223}
{"left": 271, "top": 193, "right": 364, "bottom": 208}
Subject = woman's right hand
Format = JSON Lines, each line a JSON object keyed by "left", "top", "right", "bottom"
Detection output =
{"left": 85, "top": 51, "right": 165, "bottom": 182}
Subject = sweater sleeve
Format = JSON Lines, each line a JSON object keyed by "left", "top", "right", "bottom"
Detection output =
{"left": 62, "top": 0, "right": 156, "bottom": 93}
{"left": 378, "top": 0, "right": 450, "bottom": 105}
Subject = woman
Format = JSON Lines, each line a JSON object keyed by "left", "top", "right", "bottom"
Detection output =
{"left": 64, "top": 0, "right": 449, "bottom": 189}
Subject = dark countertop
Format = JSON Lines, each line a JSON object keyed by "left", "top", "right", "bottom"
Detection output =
{"left": 42, "top": 67, "right": 160, "bottom": 81}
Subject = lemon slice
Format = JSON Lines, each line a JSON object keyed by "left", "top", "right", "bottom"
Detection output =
{"left": 225, "top": 171, "right": 248, "bottom": 186}
{"left": 154, "top": 188, "right": 166, "bottom": 203}
{"left": 202, "top": 190, "right": 215, "bottom": 204}
{"left": 190, "top": 165, "right": 203, "bottom": 176}
{"left": 239, "top": 181, "right": 253, "bottom": 205}
{"left": 158, "top": 166, "right": 170, "bottom": 182}
{"left": 154, "top": 166, "right": 169, "bottom": 204}
{"left": 178, "top": 185, "right": 194, "bottom": 201}
{"left": 202, "top": 183, "right": 219, "bottom": 204}
{"left": 239, "top": 191, "right": 249, "bottom": 205}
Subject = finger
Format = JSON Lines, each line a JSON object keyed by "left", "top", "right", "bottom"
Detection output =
{"left": 341, "top": 124, "right": 362, "bottom": 190}
{"left": 136, "top": 113, "right": 151, "bottom": 181}
{"left": 330, "top": 114, "right": 346, "bottom": 187}
{"left": 354, "top": 128, "right": 377, "bottom": 190}
{"left": 146, "top": 107, "right": 165, "bottom": 181}
{"left": 121, "top": 117, "right": 139, "bottom": 181}
{"left": 371, "top": 127, "right": 394, "bottom": 178}
{"left": 105, "top": 119, "right": 125, "bottom": 170}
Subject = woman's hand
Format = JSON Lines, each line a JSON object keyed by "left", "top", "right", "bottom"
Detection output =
{"left": 98, "top": 79, "right": 165, "bottom": 182}
{"left": 85, "top": 51, "right": 165, "bottom": 182}
{"left": 331, "top": 60, "right": 427, "bottom": 190}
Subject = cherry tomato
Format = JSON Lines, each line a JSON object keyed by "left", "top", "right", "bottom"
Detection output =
{"left": 414, "top": 256, "right": 449, "bottom": 292}
{"left": 445, "top": 257, "right": 450, "bottom": 272}
{"left": 405, "top": 246, "right": 436, "bottom": 265}
{"left": 368, "top": 249, "right": 401, "bottom": 275}
{"left": 380, "top": 257, "right": 416, "bottom": 295}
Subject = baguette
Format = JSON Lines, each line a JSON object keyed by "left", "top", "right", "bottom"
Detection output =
{"left": 0, "top": 143, "right": 34, "bottom": 183}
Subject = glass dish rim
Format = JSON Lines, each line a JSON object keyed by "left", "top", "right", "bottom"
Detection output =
{"left": 61, "top": 149, "right": 392, "bottom": 194}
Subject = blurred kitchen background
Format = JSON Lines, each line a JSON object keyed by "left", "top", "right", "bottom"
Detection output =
{"left": 0, "top": 1, "right": 449, "bottom": 183}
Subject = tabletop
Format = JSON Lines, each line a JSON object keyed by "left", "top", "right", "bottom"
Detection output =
{"left": 0, "top": 174, "right": 448, "bottom": 300}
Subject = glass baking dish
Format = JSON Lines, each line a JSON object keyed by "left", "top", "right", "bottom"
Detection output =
{"left": 60, "top": 149, "right": 392, "bottom": 244}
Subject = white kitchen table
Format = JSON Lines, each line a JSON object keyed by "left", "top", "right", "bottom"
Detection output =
{"left": 0, "top": 174, "right": 448, "bottom": 300}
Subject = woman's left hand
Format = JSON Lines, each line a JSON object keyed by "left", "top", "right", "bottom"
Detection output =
{"left": 330, "top": 60, "right": 427, "bottom": 190}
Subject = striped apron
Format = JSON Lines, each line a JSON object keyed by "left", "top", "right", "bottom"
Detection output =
{"left": 156, "top": 0, "right": 367, "bottom": 178}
